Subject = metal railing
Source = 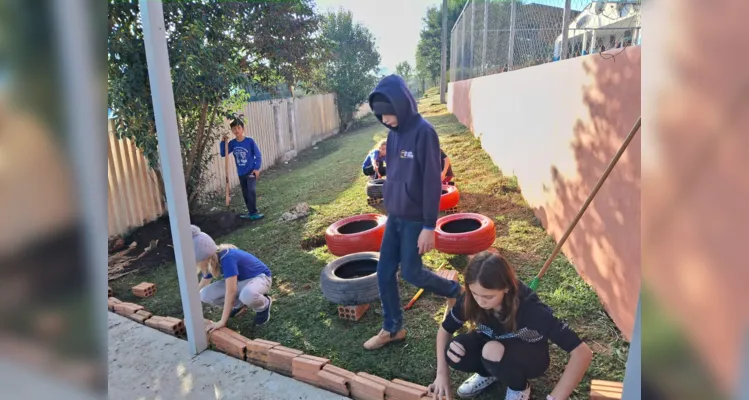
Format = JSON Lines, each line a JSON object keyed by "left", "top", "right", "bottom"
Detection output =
{"left": 450, "top": 0, "right": 641, "bottom": 81}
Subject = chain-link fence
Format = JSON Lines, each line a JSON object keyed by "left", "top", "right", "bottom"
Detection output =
{"left": 450, "top": 0, "right": 641, "bottom": 82}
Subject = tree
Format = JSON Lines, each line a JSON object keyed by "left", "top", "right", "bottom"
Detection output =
{"left": 415, "top": 0, "right": 467, "bottom": 86}
{"left": 312, "top": 9, "right": 381, "bottom": 128}
{"left": 395, "top": 61, "right": 413, "bottom": 83}
{"left": 108, "top": 0, "right": 323, "bottom": 209}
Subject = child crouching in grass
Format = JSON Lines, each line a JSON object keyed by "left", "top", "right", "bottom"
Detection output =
{"left": 429, "top": 251, "right": 592, "bottom": 400}
{"left": 191, "top": 225, "right": 272, "bottom": 332}
{"left": 362, "top": 139, "right": 387, "bottom": 179}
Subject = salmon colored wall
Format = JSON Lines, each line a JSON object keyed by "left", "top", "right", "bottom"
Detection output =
{"left": 448, "top": 47, "right": 641, "bottom": 341}
{"left": 642, "top": 0, "right": 749, "bottom": 393}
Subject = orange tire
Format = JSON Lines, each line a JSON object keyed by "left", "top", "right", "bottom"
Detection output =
{"left": 439, "top": 185, "right": 460, "bottom": 211}
{"left": 435, "top": 213, "right": 496, "bottom": 255}
{"left": 325, "top": 214, "right": 387, "bottom": 256}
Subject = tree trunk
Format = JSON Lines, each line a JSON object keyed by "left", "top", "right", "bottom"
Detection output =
{"left": 184, "top": 102, "right": 209, "bottom": 182}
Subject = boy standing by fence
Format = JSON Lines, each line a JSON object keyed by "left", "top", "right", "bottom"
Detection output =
{"left": 363, "top": 74, "right": 462, "bottom": 350}
{"left": 220, "top": 118, "right": 264, "bottom": 220}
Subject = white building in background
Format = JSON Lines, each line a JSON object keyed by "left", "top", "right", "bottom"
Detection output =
{"left": 553, "top": 0, "right": 641, "bottom": 61}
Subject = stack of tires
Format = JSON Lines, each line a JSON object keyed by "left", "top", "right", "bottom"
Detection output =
{"left": 321, "top": 214, "right": 387, "bottom": 305}
{"left": 366, "top": 179, "right": 385, "bottom": 199}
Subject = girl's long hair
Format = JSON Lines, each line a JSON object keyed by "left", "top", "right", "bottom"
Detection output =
{"left": 196, "top": 243, "right": 238, "bottom": 278}
{"left": 462, "top": 251, "right": 520, "bottom": 332}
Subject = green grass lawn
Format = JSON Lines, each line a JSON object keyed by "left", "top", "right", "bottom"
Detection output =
{"left": 111, "top": 91, "right": 627, "bottom": 399}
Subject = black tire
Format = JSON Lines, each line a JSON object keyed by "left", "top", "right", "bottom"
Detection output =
{"left": 366, "top": 179, "right": 385, "bottom": 199}
{"left": 320, "top": 252, "right": 381, "bottom": 305}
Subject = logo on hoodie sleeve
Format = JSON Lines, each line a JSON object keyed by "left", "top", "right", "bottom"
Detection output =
{"left": 399, "top": 150, "right": 414, "bottom": 159}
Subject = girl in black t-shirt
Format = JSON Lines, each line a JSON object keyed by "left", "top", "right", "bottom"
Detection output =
{"left": 429, "top": 251, "right": 592, "bottom": 400}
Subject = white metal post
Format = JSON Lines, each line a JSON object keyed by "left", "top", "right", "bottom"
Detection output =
{"left": 560, "top": 0, "right": 572, "bottom": 60}
{"left": 52, "top": 0, "right": 107, "bottom": 368}
{"left": 507, "top": 0, "right": 516, "bottom": 70}
{"left": 621, "top": 292, "right": 641, "bottom": 400}
{"left": 482, "top": 0, "right": 488, "bottom": 75}
{"left": 139, "top": 0, "right": 207, "bottom": 355}
{"left": 461, "top": 14, "right": 466, "bottom": 80}
{"left": 469, "top": 0, "right": 475, "bottom": 78}
{"left": 439, "top": 0, "right": 448, "bottom": 103}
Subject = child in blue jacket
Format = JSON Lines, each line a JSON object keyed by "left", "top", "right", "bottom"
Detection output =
{"left": 362, "top": 75, "right": 462, "bottom": 351}
{"left": 220, "top": 118, "right": 264, "bottom": 220}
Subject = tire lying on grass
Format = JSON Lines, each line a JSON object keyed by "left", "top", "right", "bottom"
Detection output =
{"left": 435, "top": 213, "right": 496, "bottom": 255}
{"left": 320, "top": 252, "right": 381, "bottom": 305}
{"left": 366, "top": 179, "right": 385, "bottom": 199}
{"left": 325, "top": 214, "right": 387, "bottom": 256}
{"left": 439, "top": 185, "right": 460, "bottom": 211}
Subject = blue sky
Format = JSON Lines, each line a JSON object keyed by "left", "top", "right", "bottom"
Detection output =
{"left": 314, "top": 0, "right": 443, "bottom": 74}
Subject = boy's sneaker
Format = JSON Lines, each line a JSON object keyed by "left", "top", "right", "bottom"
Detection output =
{"left": 254, "top": 296, "right": 272, "bottom": 325}
{"left": 504, "top": 384, "right": 531, "bottom": 400}
{"left": 229, "top": 305, "right": 247, "bottom": 318}
{"left": 239, "top": 213, "right": 253, "bottom": 220}
{"left": 456, "top": 374, "right": 498, "bottom": 398}
{"left": 249, "top": 213, "right": 264, "bottom": 221}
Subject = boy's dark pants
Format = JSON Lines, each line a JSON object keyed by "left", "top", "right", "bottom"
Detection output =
{"left": 447, "top": 331, "right": 550, "bottom": 391}
{"left": 377, "top": 216, "right": 461, "bottom": 333}
{"left": 239, "top": 174, "right": 258, "bottom": 215}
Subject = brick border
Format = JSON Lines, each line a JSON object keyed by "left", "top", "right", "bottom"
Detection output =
{"left": 109, "top": 280, "right": 618, "bottom": 400}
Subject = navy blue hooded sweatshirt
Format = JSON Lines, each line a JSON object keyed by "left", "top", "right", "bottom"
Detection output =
{"left": 368, "top": 75, "right": 442, "bottom": 230}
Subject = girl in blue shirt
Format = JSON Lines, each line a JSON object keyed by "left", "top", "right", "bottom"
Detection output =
{"left": 192, "top": 225, "right": 273, "bottom": 331}
{"left": 362, "top": 139, "right": 387, "bottom": 178}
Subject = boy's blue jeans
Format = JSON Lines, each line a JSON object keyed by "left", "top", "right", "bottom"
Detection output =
{"left": 377, "top": 216, "right": 462, "bottom": 334}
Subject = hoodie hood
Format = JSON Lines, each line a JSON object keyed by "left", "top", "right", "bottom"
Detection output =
{"left": 368, "top": 74, "right": 419, "bottom": 131}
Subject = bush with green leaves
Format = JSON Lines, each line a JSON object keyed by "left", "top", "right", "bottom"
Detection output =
{"left": 108, "top": 0, "right": 324, "bottom": 209}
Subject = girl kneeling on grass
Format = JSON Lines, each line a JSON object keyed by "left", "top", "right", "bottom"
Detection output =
{"left": 430, "top": 251, "right": 592, "bottom": 400}
{"left": 191, "top": 225, "right": 273, "bottom": 332}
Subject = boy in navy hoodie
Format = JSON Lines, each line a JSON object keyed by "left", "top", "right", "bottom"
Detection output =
{"left": 220, "top": 119, "right": 264, "bottom": 220}
{"left": 363, "top": 75, "right": 462, "bottom": 350}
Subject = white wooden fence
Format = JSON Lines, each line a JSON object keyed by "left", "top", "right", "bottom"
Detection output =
{"left": 108, "top": 93, "right": 340, "bottom": 236}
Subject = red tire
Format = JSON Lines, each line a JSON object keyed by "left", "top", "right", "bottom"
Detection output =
{"left": 439, "top": 185, "right": 460, "bottom": 211}
{"left": 325, "top": 214, "right": 387, "bottom": 256}
{"left": 435, "top": 213, "right": 496, "bottom": 255}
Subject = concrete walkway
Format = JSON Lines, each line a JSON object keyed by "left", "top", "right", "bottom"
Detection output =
{"left": 108, "top": 313, "right": 347, "bottom": 399}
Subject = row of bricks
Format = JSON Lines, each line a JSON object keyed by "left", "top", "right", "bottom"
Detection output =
{"left": 206, "top": 323, "right": 445, "bottom": 400}
{"left": 109, "top": 295, "right": 621, "bottom": 399}
{"left": 108, "top": 297, "right": 185, "bottom": 336}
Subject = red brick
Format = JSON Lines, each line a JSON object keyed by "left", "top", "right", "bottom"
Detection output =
{"left": 318, "top": 370, "right": 349, "bottom": 396}
{"left": 386, "top": 381, "right": 425, "bottom": 400}
{"left": 253, "top": 338, "right": 280, "bottom": 347}
{"left": 337, "top": 304, "right": 370, "bottom": 321}
{"left": 126, "top": 313, "right": 148, "bottom": 324}
{"left": 273, "top": 345, "right": 303, "bottom": 355}
{"left": 292, "top": 356, "right": 327, "bottom": 372}
{"left": 590, "top": 380, "right": 623, "bottom": 399}
{"left": 350, "top": 375, "right": 386, "bottom": 400}
{"left": 292, "top": 369, "right": 320, "bottom": 386}
{"left": 297, "top": 354, "right": 330, "bottom": 365}
{"left": 246, "top": 340, "right": 276, "bottom": 367}
{"left": 268, "top": 348, "right": 303, "bottom": 376}
{"left": 113, "top": 302, "right": 143, "bottom": 314}
{"left": 322, "top": 364, "right": 356, "bottom": 381}
{"left": 144, "top": 317, "right": 162, "bottom": 329}
{"left": 132, "top": 282, "right": 157, "bottom": 298}
{"left": 209, "top": 329, "right": 247, "bottom": 360}
{"left": 357, "top": 372, "right": 391, "bottom": 388}
{"left": 135, "top": 310, "right": 153, "bottom": 319}
{"left": 391, "top": 379, "right": 428, "bottom": 395}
